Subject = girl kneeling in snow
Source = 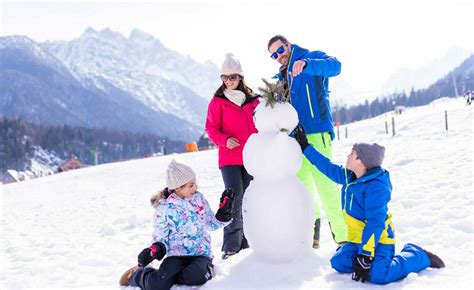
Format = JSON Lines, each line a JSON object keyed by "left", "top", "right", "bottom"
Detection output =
{"left": 119, "top": 159, "right": 234, "bottom": 290}
{"left": 294, "top": 125, "right": 445, "bottom": 285}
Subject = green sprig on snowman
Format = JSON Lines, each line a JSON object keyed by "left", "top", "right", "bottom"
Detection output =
{"left": 258, "top": 78, "right": 289, "bottom": 109}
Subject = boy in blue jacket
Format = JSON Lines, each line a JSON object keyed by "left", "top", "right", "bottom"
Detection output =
{"left": 294, "top": 125, "right": 445, "bottom": 284}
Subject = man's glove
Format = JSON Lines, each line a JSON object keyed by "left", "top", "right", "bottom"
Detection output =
{"left": 294, "top": 124, "right": 309, "bottom": 151}
{"left": 352, "top": 254, "right": 373, "bottom": 283}
{"left": 215, "top": 188, "right": 235, "bottom": 222}
{"left": 137, "top": 242, "right": 166, "bottom": 267}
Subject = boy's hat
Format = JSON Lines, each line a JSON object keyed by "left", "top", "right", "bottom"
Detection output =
{"left": 352, "top": 143, "right": 385, "bottom": 170}
{"left": 221, "top": 53, "right": 244, "bottom": 76}
{"left": 166, "top": 159, "right": 196, "bottom": 189}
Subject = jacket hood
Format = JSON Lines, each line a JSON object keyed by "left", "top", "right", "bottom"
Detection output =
{"left": 288, "top": 44, "right": 309, "bottom": 62}
{"left": 274, "top": 44, "right": 308, "bottom": 79}
{"left": 357, "top": 167, "right": 389, "bottom": 184}
{"left": 165, "top": 191, "right": 201, "bottom": 205}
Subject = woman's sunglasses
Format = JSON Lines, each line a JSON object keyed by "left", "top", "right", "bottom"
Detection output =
{"left": 221, "top": 74, "right": 239, "bottom": 82}
{"left": 270, "top": 45, "right": 285, "bottom": 59}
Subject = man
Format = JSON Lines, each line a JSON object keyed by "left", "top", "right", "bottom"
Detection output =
{"left": 267, "top": 35, "right": 347, "bottom": 248}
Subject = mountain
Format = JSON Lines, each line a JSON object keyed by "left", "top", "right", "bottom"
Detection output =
{"left": 329, "top": 78, "right": 355, "bottom": 107}
{"left": 127, "top": 28, "right": 220, "bottom": 99}
{"left": 43, "top": 27, "right": 220, "bottom": 126}
{"left": 381, "top": 46, "right": 472, "bottom": 95}
{"left": 0, "top": 35, "right": 199, "bottom": 141}
{"left": 331, "top": 54, "right": 474, "bottom": 124}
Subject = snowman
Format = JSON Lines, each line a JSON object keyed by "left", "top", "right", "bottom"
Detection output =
{"left": 242, "top": 100, "right": 314, "bottom": 263}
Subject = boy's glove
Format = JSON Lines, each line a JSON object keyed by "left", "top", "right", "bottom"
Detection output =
{"left": 137, "top": 242, "right": 166, "bottom": 267}
{"left": 294, "top": 124, "right": 309, "bottom": 151}
{"left": 215, "top": 188, "right": 235, "bottom": 222}
{"left": 352, "top": 254, "right": 373, "bottom": 283}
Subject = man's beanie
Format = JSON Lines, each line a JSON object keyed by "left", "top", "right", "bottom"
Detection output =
{"left": 221, "top": 53, "right": 244, "bottom": 76}
{"left": 352, "top": 143, "right": 385, "bottom": 170}
{"left": 166, "top": 159, "right": 196, "bottom": 189}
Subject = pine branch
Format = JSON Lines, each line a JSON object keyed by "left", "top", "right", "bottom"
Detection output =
{"left": 258, "top": 78, "right": 289, "bottom": 108}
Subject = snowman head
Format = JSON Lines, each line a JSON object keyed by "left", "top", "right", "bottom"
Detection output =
{"left": 253, "top": 101, "right": 299, "bottom": 133}
{"left": 244, "top": 101, "right": 302, "bottom": 179}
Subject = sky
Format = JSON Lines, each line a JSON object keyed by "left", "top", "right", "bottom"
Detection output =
{"left": 1, "top": 96, "right": 472, "bottom": 288}
{"left": 1, "top": 0, "right": 473, "bottom": 103}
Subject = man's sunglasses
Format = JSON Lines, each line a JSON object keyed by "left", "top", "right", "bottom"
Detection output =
{"left": 270, "top": 45, "right": 285, "bottom": 59}
{"left": 221, "top": 74, "right": 239, "bottom": 82}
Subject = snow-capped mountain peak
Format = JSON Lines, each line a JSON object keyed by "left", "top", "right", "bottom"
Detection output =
{"left": 129, "top": 28, "right": 159, "bottom": 44}
{"left": 381, "top": 46, "right": 472, "bottom": 95}
{"left": 0, "top": 35, "right": 72, "bottom": 75}
{"left": 42, "top": 27, "right": 219, "bottom": 127}
{"left": 83, "top": 26, "right": 98, "bottom": 35}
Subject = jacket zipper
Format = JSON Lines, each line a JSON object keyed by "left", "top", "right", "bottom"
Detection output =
{"left": 350, "top": 192, "right": 354, "bottom": 211}
{"left": 344, "top": 181, "right": 356, "bottom": 211}
{"left": 344, "top": 184, "right": 350, "bottom": 210}
{"left": 305, "top": 83, "right": 315, "bottom": 118}
{"left": 240, "top": 103, "right": 252, "bottom": 136}
{"left": 286, "top": 48, "right": 295, "bottom": 104}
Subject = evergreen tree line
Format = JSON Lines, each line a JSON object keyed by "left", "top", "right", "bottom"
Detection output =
{"left": 0, "top": 117, "right": 185, "bottom": 172}
{"left": 332, "top": 55, "right": 474, "bottom": 124}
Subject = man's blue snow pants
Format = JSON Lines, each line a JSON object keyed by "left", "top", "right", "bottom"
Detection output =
{"left": 330, "top": 242, "right": 430, "bottom": 284}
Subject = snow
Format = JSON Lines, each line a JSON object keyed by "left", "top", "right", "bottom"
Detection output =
{"left": 2, "top": 146, "right": 64, "bottom": 182}
{"left": 1, "top": 97, "right": 473, "bottom": 289}
{"left": 27, "top": 146, "right": 64, "bottom": 177}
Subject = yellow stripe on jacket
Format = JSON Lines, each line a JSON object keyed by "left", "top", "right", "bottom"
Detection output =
{"left": 343, "top": 210, "right": 396, "bottom": 256}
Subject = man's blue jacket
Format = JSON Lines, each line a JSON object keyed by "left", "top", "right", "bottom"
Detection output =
{"left": 276, "top": 44, "right": 341, "bottom": 139}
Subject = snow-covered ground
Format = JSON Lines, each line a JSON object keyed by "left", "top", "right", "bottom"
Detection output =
{"left": 1, "top": 97, "right": 473, "bottom": 289}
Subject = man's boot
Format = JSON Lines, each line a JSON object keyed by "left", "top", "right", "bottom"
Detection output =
{"left": 313, "top": 219, "right": 320, "bottom": 249}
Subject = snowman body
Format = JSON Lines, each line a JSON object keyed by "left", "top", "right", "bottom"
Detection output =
{"left": 242, "top": 102, "right": 314, "bottom": 263}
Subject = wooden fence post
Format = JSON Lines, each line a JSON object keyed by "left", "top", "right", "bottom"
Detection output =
{"left": 445, "top": 110, "right": 448, "bottom": 131}
{"left": 391, "top": 117, "right": 395, "bottom": 136}
{"left": 385, "top": 121, "right": 388, "bottom": 134}
{"left": 345, "top": 127, "right": 348, "bottom": 139}
{"left": 337, "top": 125, "right": 340, "bottom": 140}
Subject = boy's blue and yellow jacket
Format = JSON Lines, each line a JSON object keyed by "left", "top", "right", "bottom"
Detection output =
{"left": 275, "top": 44, "right": 341, "bottom": 139}
{"left": 303, "top": 146, "right": 396, "bottom": 258}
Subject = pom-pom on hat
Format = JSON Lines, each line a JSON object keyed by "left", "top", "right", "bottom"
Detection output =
{"left": 221, "top": 53, "right": 244, "bottom": 76}
{"left": 352, "top": 143, "right": 385, "bottom": 170}
{"left": 166, "top": 159, "right": 196, "bottom": 189}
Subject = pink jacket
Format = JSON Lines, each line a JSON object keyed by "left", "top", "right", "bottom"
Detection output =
{"left": 205, "top": 95, "right": 260, "bottom": 168}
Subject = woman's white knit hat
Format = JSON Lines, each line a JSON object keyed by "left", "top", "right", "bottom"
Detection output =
{"left": 166, "top": 159, "right": 196, "bottom": 189}
{"left": 221, "top": 53, "right": 244, "bottom": 76}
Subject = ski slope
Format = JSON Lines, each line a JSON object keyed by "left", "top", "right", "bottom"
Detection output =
{"left": 1, "top": 97, "right": 473, "bottom": 289}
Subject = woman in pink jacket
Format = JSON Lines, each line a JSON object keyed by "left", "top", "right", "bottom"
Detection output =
{"left": 205, "top": 53, "right": 260, "bottom": 259}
